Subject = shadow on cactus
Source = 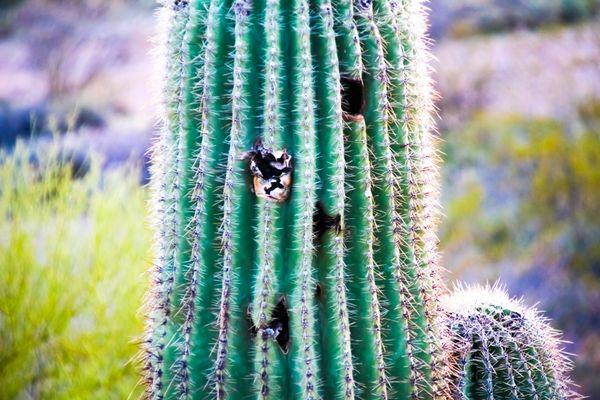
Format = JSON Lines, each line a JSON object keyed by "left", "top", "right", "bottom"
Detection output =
{"left": 142, "top": 0, "right": 580, "bottom": 399}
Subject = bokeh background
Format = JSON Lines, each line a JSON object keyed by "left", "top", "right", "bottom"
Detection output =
{"left": 1, "top": 0, "right": 598, "bottom": 398}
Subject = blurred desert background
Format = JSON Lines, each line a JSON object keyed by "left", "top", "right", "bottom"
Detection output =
{"left": 0, "top": 0, "right": 598, "bottom": 398}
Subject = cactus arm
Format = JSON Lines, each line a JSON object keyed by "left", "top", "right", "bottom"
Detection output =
{"left": 445, "top": 286, "right": 581, "bottom": 400}
{"left": 312, "top": 1, "right": 355, "bottom": 399}
{"left": 344, "top": 117, "right": 388, "bottom": 399}
{"left": 331, "top": 0, "right": 362, "bottom": 79}
{"left": 183, "top": 1, "right": 233, "bottom": 398}
{"left": 286, "top": 0, "right": 321, "bottom": 398}
{"left": 214, "top": 1, "right": 258, "bottom": 398}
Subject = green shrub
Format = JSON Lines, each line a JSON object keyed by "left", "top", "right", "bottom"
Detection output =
{"left": 0, "top": 139, "right": 150, "bottom": 399}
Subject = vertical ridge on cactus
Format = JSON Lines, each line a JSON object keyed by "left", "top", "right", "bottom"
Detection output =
{"left": 393, "top": 0, "right": 448, "bottom": 395}
{"left": 312, "top": 1, "right": 355, "bottom": 399}
{"left": 213, "top": 1, "right": 258, "bottom": 398}
{"left": 344, "top": 116, "right": 388, "bottom": 399}
{"left": 285, "top": 1, "right": 321, "bottom": 399}
{"left": 355, "top": 2, "right": 418, "bottom": 398}
{"left": 145, "top": 2, "right": 193, "bottom": 397}
{"left": 252, "top": 0, "right": 284, "bottom": 396}
{"left": 174, "top": 0, "right": 234, "bottom": 397}
{"left": 144, "top": 0, "right": 578, "bottom": 399}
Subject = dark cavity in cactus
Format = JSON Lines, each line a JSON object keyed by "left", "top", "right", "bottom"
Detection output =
{"left": 143, "top": 0, "right": 579, "bottom": 399}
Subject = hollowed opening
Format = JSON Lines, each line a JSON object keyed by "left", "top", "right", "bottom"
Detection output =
{"left": 313, "top": 201, "right": 341, "bottom": 238}
{"left": 244, "top": 141, "right": 292, "bottom": 203}
{"left": 271, "top": 297, "right": 290, "bottom": 353}
{"left": 341, "top": 77, "right": 365, "bottom": 117}
{"left": 173, "top": 0, "right": 188, "bottom": 10}
{"left": 315, "top": 283, "right": 323, "bottom": 300}
{"left": 247, "top": 297, "right": 290, "bottom": 354}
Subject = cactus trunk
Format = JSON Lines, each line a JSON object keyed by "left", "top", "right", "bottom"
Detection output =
{"left": 145, "top": 0, "right": 447, "bottom": 398}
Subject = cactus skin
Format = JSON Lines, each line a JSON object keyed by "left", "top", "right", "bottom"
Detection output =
{"left": 143, "top": 0, "right": 453, "bottom": 399}
{"left": 443, "top": 286, "right": 581, "bottom": 400}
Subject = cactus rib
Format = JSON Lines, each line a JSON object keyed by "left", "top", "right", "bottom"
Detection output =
{"left": 313, "top": 0, "right": 355, "bottom": 398}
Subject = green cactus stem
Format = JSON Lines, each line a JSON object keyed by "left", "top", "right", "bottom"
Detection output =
{"left": 144, "top": 0, "right": 449, "bottom": 398}
{"left": 443, "top": 285, "right": 581, "bottom": 400}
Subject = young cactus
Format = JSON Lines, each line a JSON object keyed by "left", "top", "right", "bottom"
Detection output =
{"left": 143, "top": 0, "right": 450, "bottom": 399}
{"left": 443, "top": 286, "right": 581, "bottom": 400}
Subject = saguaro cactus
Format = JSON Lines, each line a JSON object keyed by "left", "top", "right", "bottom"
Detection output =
{"left": 144, "top": 0, "right": 450, "bottom": 399}
{"left": 143, "top": 0, "right": 582, "bottom": 399}
{"left": 444, "top": 286, "right": 580, "bottom": 400}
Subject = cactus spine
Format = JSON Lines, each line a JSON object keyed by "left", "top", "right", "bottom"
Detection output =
{"left": 144, "top": 0, "right": 577, "bottom": 399}
{"left": 444, "top": 286, "right": 581, "bottom": 400}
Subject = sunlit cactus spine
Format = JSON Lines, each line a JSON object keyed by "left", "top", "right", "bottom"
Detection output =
{"left": 443, "top": 286, "right": 581, "bottom": 400}
{"left": 143, "top": 0, "right": 452, "bottom": 398}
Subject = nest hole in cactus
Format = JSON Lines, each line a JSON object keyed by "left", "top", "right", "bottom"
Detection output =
{"left": 315, "top": 283, "right": 323, "bottom": 300}
{"left": 247, "top": 297, "right": 291, "bottom": 354}
{"left": 340, "top": 77, "right": 365, "bottom": 117}
{"left": 313, "top": 201, "right": 342, "bottom": 238}
{"left": 244, "top": 141, "right": 292, "bottom": 202}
